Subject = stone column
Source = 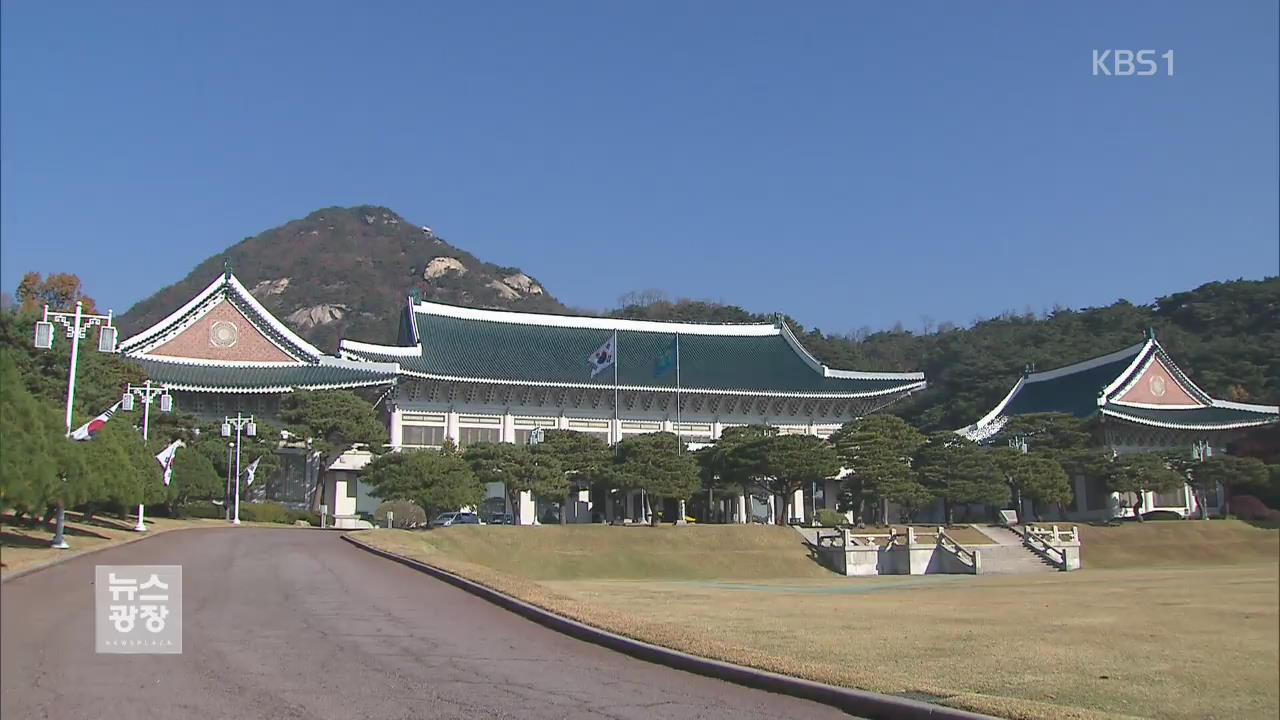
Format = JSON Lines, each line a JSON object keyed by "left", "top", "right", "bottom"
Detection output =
{"left": 501, "top": 412, "right": 515, "bottom": 443}
{"left": 676, "top": 499, "right": 687, "bottom": 525}
{"left": 738, "top": 493, "right": 748, "bottom": 524}
{"left": 766, "top": 494, "right": 776, "bottom": 524}
{"left": 711, "top": 420, "right": 723, "bottom": 440}
{"left": 518, "top": 490, "right": 535, "bottom": 525}
{"left": 445, "top": 410, "right": 460, "bottom": 444}
{"left": 661, "top": 418, "right": 674, "bottom": 433}
{"left": 791, "top": 488, "right": 805, "bottom": 524}
{"left": 389, "top": 409, "right": 404, "bottom": 450}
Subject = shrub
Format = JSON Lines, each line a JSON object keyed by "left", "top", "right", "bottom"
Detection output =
{"left": 1139, "top": 510, "right": 1185, "bottom": 521}
{"left": 183, "top": 501, "right": 224, "bottom": 519}
{"left": 286, "top": 509, "right": 320, "bottom": 526}
{"left": 816, "top": 508, "right": 848, "bottom": 527}
{"left": 238, "top": 503, "right": 292, "bottom": 524}
{"left": 373, "top": 500, "right": 427, "bottom": 528}
{"left": 1229, "top": 495, "right": 1280, "bottom": 522}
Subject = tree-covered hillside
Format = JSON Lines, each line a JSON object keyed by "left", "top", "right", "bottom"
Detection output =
{"left": 611, "top": 277, "right": 1280, "bottom": 431}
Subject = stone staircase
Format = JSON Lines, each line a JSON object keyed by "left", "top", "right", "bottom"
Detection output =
{"left": 972, "top": 525, "right": 1062, "bottom": 574}
{"left": 975, "top": 544, "right": 1060, "bottom": 573}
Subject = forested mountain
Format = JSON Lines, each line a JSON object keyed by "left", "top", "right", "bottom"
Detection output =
{"left": 118, "top": 206, "right": 568, "bottom": 351}
{"left": 611, "top": 278, "right": 1280, "bottom": 432}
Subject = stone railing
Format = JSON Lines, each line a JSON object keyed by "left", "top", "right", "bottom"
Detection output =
{"left": 935, "top": 528, "right": 981, "bottom": 574}
{"left": 1015, "top": 524, "right": 1081, "bottom": 571}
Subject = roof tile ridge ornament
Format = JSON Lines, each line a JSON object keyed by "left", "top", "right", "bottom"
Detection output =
{"left": 224, "top": 258, "right": 233, "bottom": 280}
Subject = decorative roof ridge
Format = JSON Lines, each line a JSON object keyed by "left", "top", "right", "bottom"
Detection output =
{"left": 339, "top": 338, "right": 422, "bottom": 357}
{"left": 1100, "top": 404, "right": 1279, "bottom": 431}
{"left": 119, "top": 273, "right": 228, "bottom": 352}
{"left": 315, "top": 355, "right": 402, "bottom": 375}
{"left": 223, "top": 274, "right": 325, "bottom": 361}
{"left": 119, "top": 271, "right": 325, "bottom": 362}
{"left": 391, "top": 370, "right": 926, "bottom": 399}
{"left": 968, "top": 376, "right": 1027, "bottom": 430}
{"left": 1109, "top": 400, "right": 1209, "bottom": 410}
{"left": 1210, "top": 398, "right": 1280, "bottom": 413}
{"left": 134, "top": 356, "right": 306, "bottom": 368}
{"left": 1097, "top": 340, "right": 1157, "bottom": 398}
{"left": 1027, "top": 341, "right": 1148, "bottom": 385}
{"left": 411, "top": 299, "right": 781, "bottom": 337}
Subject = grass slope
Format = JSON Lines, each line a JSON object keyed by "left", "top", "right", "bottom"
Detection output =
{"left": 375, "top": 524, "right": 832, "bottom": 581}
{"left": 1031, "top": 519, "right": 1280, "bottom": 569}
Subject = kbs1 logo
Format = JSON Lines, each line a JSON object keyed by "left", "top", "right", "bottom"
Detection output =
{"left": 1092, "top": 50, "right": 1174, "bottom": 76}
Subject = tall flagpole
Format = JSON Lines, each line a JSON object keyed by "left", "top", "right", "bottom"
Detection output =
{"left": 674, "top": 333, "right": 681, "bottom": 453}
{"left": 612, "top": 331, "right": 620, "bottom": 450}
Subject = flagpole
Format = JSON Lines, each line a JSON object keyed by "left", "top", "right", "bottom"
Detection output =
{"left": 613, "top": 331, "right": 620, "bottom": 451}
{"left": 674, "top": 333, "right": 681, "bottom": 453}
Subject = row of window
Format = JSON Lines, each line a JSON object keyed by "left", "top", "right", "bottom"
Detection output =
{"left": 399, "top": 416, "right": 828, "bottom": 448}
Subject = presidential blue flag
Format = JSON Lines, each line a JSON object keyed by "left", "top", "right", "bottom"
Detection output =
{"left": 653, "top": 337, "right": 676, "bottom": 378}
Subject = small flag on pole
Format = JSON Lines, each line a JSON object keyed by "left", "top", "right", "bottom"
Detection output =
{"left": 244, "top": 456, "right": 262, "bottom": 487}
{"left": 155, "top": 440, "right": 185, "bottom": 486}
{"left": 588, "top": 332, "right": 617, "bottom": 378}
{"left": 653, "top": 337, "right": 676, "bottom": 378}
{"left": 70, "top": 401, "right": 122, "bottom": 441}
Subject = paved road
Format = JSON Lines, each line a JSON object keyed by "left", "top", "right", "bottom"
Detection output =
{"left": 2, "top": 528, "right": 849, "bottom": 719}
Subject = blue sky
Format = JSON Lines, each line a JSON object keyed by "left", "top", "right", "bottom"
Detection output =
{"left": 2, "top": 1, "right": 1276, "bottom": 334}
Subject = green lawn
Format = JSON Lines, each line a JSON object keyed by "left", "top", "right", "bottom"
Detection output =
{"left": 356, "top": 522, "right": 1279, "bottom": 720}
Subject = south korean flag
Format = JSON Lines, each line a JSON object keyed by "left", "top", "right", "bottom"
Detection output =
{"left": 588, "top": 332, "right": 617, "bottom": 378}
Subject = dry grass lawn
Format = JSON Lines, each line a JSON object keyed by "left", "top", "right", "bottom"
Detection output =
{"left": 357, "top": 522, "right": 1279, "bottom": 720}
{"left": 1, "top": 512, "right": 290, "bottom": 576}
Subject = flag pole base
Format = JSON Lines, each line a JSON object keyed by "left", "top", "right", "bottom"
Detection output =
{"left": 231, "top": 519, "right": 241, "bottom": 526}
{"left": 50, "top": 540, "right": 70, "bottom": 550}
{"left": 133, "top": 522, "right": 147, "bottom": 532}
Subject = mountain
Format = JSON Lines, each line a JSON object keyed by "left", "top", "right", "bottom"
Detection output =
{"left": 119, "top": 206, "right": 567, "bottom": 350}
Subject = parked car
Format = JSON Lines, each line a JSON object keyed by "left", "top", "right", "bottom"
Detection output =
{"left": 431, "top": 512, "right": 483, "bottom": 527}
{"left": 486, "top": 512, "right": 514, "bottom": 525}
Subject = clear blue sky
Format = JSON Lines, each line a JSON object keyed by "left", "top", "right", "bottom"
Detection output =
{"left": 2, "top": 1, "right": 1276, "bottom": 334}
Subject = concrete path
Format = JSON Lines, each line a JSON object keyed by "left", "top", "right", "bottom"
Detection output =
{"left": 1, "top": 528, "right": 849, "bottom": 720}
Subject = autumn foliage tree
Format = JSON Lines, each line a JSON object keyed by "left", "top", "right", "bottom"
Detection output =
{"left": 15, "top": 272, "right": 97, "bottom": 313}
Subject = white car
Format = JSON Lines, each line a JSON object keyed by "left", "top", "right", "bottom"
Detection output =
{"left": 430, "top": 512, "right": 482, "bottom": 527}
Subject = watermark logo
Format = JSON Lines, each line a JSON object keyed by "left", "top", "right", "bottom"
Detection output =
{"left": 95, "top": 565, "right": 182, "bottom": 654}
{"left": 1093, "top": 50, "right": 1174, "bottom": 76}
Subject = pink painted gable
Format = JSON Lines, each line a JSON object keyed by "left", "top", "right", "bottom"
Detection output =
{"left": 1117, "top": 357, "right": 1202, "bottom": 406}
{"left": 147, "top": 300, "right": 296, "bottom": 363}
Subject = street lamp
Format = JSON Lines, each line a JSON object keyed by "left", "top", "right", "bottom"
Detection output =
{"left": 32, "top": 300, "right": 116, "bottom": 549}
{"left": 122, "top": 380, "right": 173, "bottom": 532}
{"left": 222, "top": 413, "right": 256, "bottom": 525}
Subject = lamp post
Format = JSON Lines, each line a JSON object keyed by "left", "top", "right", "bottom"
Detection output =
{"left": 222, "top": 413, "right": 256, "bottom": 525}
{"left": 121, "top": 381, "right": 173, "bottom": 531}
{"left": 32, "top": 300, "right": 116, "bottom": 549}
{"left": 225, "top": 443, "right": 234, "bottom": 521}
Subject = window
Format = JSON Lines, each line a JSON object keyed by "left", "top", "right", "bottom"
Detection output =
{"left": 457, "top": 426, "right": 500, "bottom": 447}
{"left": 346, "top": 477, "right": 358, "bottom": 498}
{"left": 402, "top": 425, "right": 444, "bottom": 447}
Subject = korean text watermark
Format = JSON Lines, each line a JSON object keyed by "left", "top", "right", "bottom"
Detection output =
{"left": 95, "top": 565, "right": 182, "bottom": 654}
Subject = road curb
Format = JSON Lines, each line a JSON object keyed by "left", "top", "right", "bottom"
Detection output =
{"left": 341, "top": 533, "right": 993, "bottom": 720}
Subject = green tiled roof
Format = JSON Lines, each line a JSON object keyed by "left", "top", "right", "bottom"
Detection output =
{"left": 1102, "top": 403, "right": 1279, "bottom": 430}
{"left": 1002, "top": 351, "right": 1141, "bottom": 418}
{"left": 961, "top": 338, "right": 1279, "bottom": 436}
{"left": 131, "top": 357, "right": 398, "bottom": 393}
{"left": 343, "top": 304, "right": 925, "bottom": 397}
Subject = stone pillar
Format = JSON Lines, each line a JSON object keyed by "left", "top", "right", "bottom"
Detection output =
{"left": 501, "top": 412, "right": 515, "bottom": 443}
{"left": 661, "top": 418, "right": 674, "bottom": 433}
{"left": 556, "top": 415, "right": 569, "bottom": 430}
{"left": 737, "top": 493, "right": 748, "bottom": 524}
{"left": 676, "top": 499, "right": 687, "bottom": 525}
{"left": 791, "top": 488, "right": 805, "bottom": 524}
{"left": 445, "top": 410, "right": 460, "bottom": 444}
{"left": 610, "top": 417, "right": 622, "bottom": 445}
{"left": 766, "top": 494, "right": 776, "bottom": 524}
{"left": 517, "top": 490, "right": 535, "bottom": 525}
{"left": 389, "top": 409, "right": 404, "bottom": 450}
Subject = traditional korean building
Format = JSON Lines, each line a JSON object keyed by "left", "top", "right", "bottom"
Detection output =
{"left": 119, "top": 266, "right": 400, "bottom": 516}
{"left": 339, "top": 295, "right": 927, "bottom": 523}
{"left": 958, "top": 331, "right": 1279, "bottom": 520}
